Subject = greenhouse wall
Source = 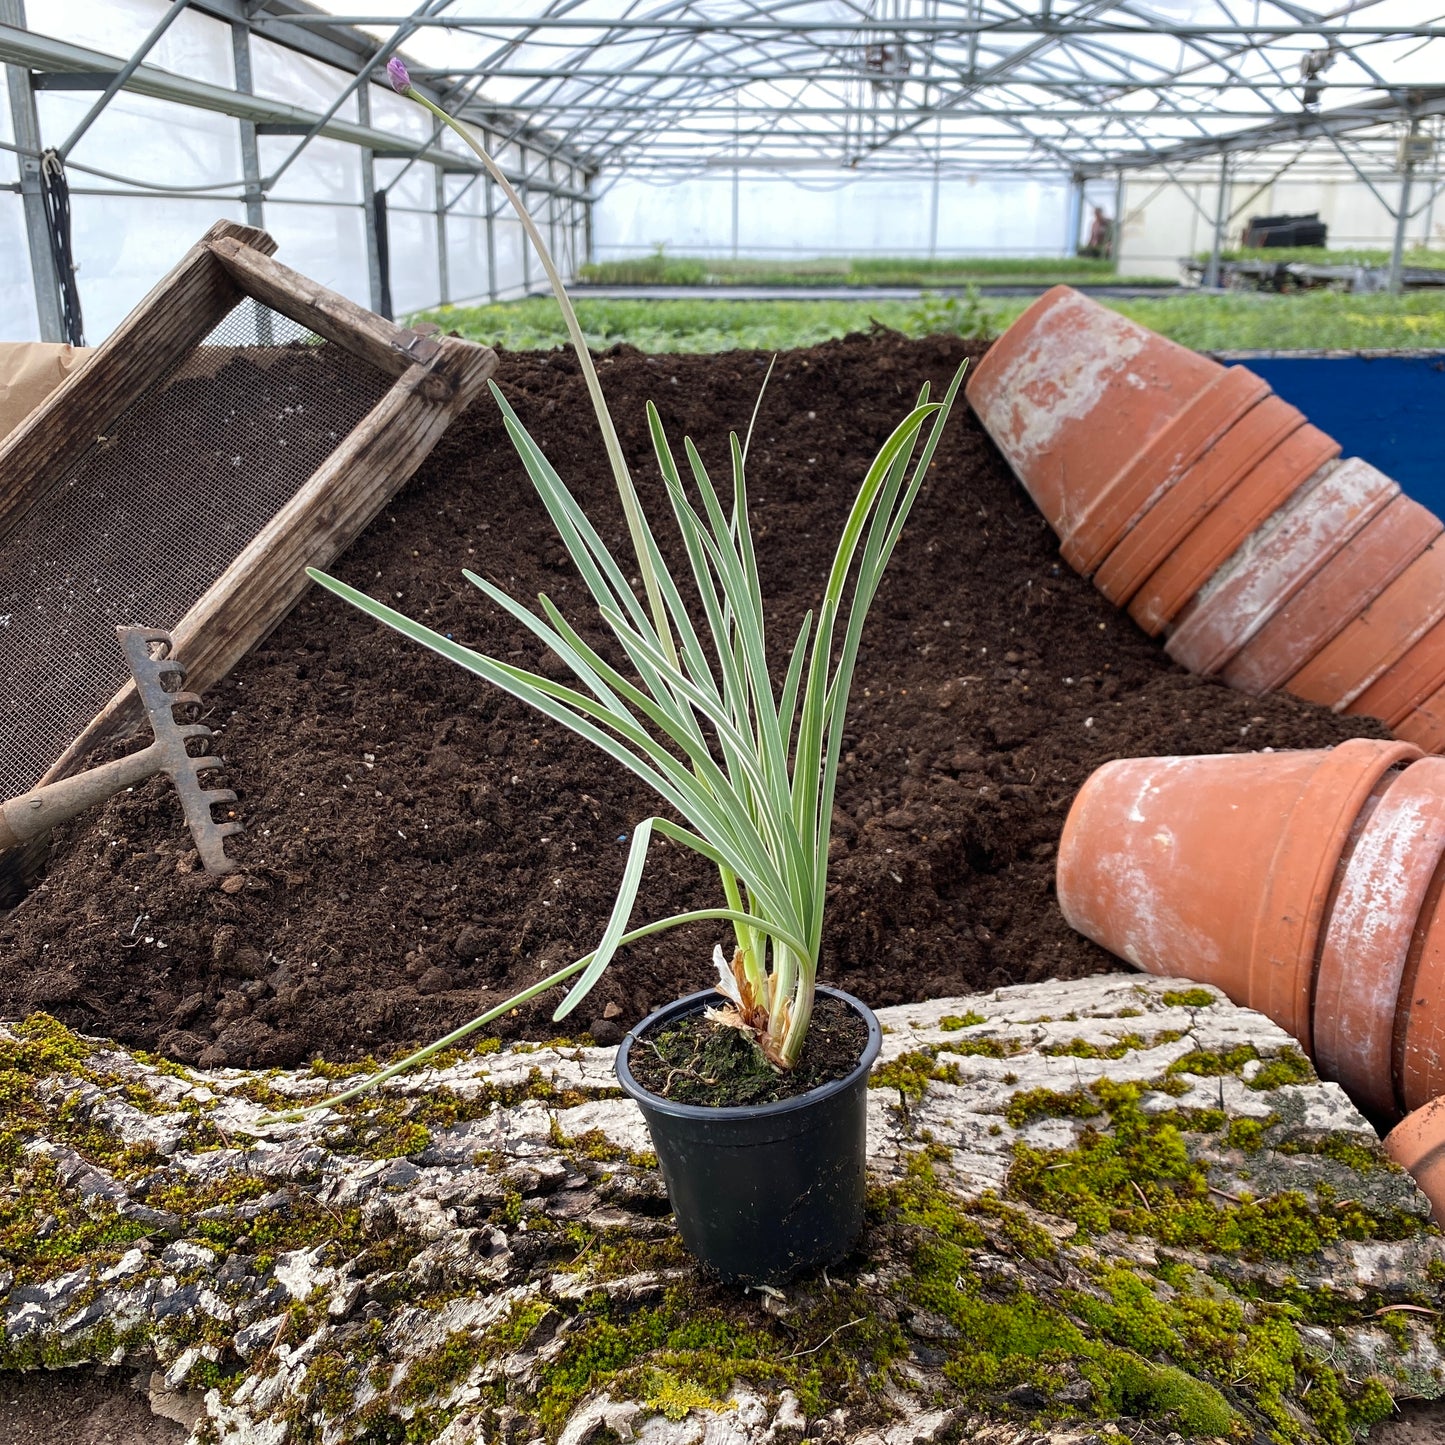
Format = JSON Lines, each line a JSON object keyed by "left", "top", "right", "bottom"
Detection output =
{"left": 592, "top": 172, "right": 1075, "bottom": 260}
{"left": 1118, "top": 173, "right": 1442, "bottom": 279}
{"left": 0, "top": 0, "right": 592, "bottom": 343}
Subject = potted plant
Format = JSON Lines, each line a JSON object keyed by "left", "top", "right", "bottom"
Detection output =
{"left": 300, "top": 58, "right": 963, "bottom": 1282}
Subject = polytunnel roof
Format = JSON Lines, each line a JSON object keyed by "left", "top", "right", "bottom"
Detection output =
{"left": 283, "top": 0, "right": 1445, "bottom": 178}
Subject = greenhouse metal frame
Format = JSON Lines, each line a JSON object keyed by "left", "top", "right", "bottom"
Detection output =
{"left": 3, "top": 0, "right": 1445, "bottom": 343}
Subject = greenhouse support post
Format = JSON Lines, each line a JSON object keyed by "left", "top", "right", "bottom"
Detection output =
{"left": 485, "top": 168, "right": 498, "bottom": 302}
{"left": 357, "top": 81, "right": 386, "bottom": 318}
{"left": 584, "top": 178, "right": 594, "bottom": 268}
{"left": 1389, "top": 119, "right": 1419, "bottom": 294}
{"left": 520, "top": 146, "right": 532, "bottom": 293}
{"left": 1205, "top": 154, "right": 1231, "bottom": 288}
{"left": 434, "top": 163, "right": 449, "bottom": 306}
{"left": 1111, "top": 170, "right": 1125, "bottom": 260}
{"left": 1067, "top": 172, "right": 1085, "bottom": 256}
{"left": 230, "top": 22, "right": 264, "bottom": 230}
{"left": 2, "top": 0, "right": 63, "bottom": 341}
{"left": 928, "top": 164, "right": 940, "bottom": 258}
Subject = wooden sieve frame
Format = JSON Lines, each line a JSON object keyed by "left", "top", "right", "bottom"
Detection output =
{"left": 0, "top": 219, "right": 497, "bottom": 798}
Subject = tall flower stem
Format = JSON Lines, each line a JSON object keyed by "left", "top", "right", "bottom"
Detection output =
{"left": 392, "top": 65, "right": 677, "bottom": 670}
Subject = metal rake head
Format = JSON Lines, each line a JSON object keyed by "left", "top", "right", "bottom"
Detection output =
{"left": 120, "top": 626, "right": 243, "bottom": 875}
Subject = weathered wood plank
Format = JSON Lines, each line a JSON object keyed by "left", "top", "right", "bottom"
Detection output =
{"left": 0, "top": 220, "right": 274, "bottom": 547}
{"left": 207, "top": 236, "right": 445, "bottom": 389}
{"left": 36, "top": 336, "right": 498, "bottom": 786}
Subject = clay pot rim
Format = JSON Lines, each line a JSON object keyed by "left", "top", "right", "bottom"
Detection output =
{"left": 1060, "top": 364, "right": 1269, "bottom": 576}
{"left": 1132, "top": 423, "right": 1340, "bottom": 637}
{"left": 1312, "top": 756, "right": 1445, "bottom": 1121}
{"left": 1222, "top": 494, "right": 1443, "bottom": 698}
{"left": 1167, "top": 457, "right": 1395, "bottom": 679}
{"left": 1250, "top": 737, "right": 1422, "bottom": 1053}
{"left": 1094, "top": 394, "right": 1306, "bottom": 608}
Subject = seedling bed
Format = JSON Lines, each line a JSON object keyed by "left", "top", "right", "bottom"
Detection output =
{"left": 0, "top": 332, "right": 1382, "bottom": 1069}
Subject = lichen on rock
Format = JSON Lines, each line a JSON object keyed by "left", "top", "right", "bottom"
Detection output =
{"left": 2, "top": 975, "right": 1442, "bottom": 1443}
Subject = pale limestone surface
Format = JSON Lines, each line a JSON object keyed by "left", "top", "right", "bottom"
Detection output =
{"left": 2, "top": 974, "right": 1442, "bottom": 1444}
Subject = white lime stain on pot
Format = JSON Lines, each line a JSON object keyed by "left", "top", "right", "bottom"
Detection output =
{"left": 1168, "top": 457, "right": 1396, "bottom": 675}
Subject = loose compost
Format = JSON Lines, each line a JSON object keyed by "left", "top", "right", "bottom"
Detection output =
{"left": 0, "top": 332, "right": 1385, "bottom": 1069}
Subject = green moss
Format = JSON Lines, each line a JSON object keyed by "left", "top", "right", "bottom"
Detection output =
{"left": 939, "top": 1012, "right": 986, "bottom": 1031}
{"left": 1250, "top": 1049, "right": 1317, "bottom": 1091}
{"left": 1276, "top": 1132, "right": 1390, "bottom": 1173}
{"left": 973, "top": 1194, "right": 1057, "bottom": 1260}
{"left": 871, "top": 1050, "right": 963, "bottom": 1101}
{"left": 1227, "top": 1117, "right": 1269, "bottom": 1151}
{"left": 1088, "top": 1356, "right": 1233, "bottom": 1436}
{"left": 547, "top": 1118, "right": 657, "bottom": 1169}
{"left": 640, "top": 1369, "right": 734, "bottom": 1420}
{"left": 1167, "top": 1044, "right": 1259, "bottom": 1078}
{"left": 397, "top": 1302, "right": 549, "bottom": 1410}
{"left": 877, "top": 1151, "right": 1240, "bottom": 1437}
{"left": 1004, "top": 1086, "right": 1103, "bottom": 1129}
{"left": 1165, "top": 1043, "right": 1316, "bottom": 1091}
{"left": 1161, "top": 988, "right": 1218, "bottom": 1009}
{"left": 1008, "top": 1079, "right": 1426, "bottom": 1267}
{"left": 1039, "top": 1031, "right": 1184, "bottom": 1060}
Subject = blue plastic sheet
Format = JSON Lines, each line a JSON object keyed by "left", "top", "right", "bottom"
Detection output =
{"left": 1243, "top": 355, "right": 1444, "bottom": 512}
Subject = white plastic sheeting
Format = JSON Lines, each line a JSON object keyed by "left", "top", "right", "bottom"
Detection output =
{"left": 0, "top": 0, "right": 588, "bottom": 340}
{"left": 4, "top": 0, "right": 1444, "bottom": 340}
{"left": 595, "top": 172, "right": 1071, "bottom": 260}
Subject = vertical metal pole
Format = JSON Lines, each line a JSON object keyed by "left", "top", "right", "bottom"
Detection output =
{"left": 1068, "top": 172, "right": 1085, "bottom": 256}
{"left": 1111, "top": 169, "right": 1125, "bottom": 263}
{"left": 1205, "top": 153, "right": 1231, "bottom": 289}
{"left": 731, "top": 94, "right": 740, "bottom": 260}
{"left": 547, "top": 155, "right": 559, "bottom": 278}
{"left": 584, "top": 172, "right": 594, "bottom": 267}
{"left": 731, "top": 167, "right": 740, "bottom": 260}
{"left": 434, "top": 163, "right": 449, "bottom": 305}
{"left": 230, "top": 23, "right": 264, "bottom": 230}
{"left": 356, "top": 80, "right": 385, "bottom": 316}
{"left": 928, "top": 162, "right": 940, "bottom": 259}
{"left": 2, "top": 0, "right": 64, "bottom": 340}
{"left": 1390, "top": 121, "right": 1420, "bottom": 295}
{"left": 519, "top": 145, "right": 531, "bottom": 293}
{"left": 484, "top": 154, "right": 497, "bottom": 302}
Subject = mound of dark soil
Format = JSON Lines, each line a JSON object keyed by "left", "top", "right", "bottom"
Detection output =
{"left": 0, "top": 333, "right": 1384, "bottom": 1068}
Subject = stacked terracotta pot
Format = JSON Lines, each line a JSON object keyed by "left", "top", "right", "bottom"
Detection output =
{"left": 967, "top": 286, "right": 1445, "bottom": 751}
{"left": 1056, "top": 739, "right": 1445, "bottom": 1127}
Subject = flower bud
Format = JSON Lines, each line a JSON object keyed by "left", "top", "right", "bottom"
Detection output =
{"left": 386, "top": 56, "right": 411, "bottom": 93}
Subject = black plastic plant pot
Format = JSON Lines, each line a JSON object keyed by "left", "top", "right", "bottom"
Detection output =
{"left": 614, "top": 983, "right": 882, "bottom": 1286}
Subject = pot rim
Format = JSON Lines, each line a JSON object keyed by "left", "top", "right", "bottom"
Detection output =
{"left": 614, "top": 982, "right": 882, "bottom": 1123}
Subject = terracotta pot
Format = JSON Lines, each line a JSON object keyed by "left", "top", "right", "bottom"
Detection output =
{"left": 965, "top": 286, "right": 1231, "bottom": 569}
{"left": 1383, "top": 1096, "right": 1445, "bottom": 1222}
{"left": 1287, "top": 539, "right": 1445, "bottom": 712}
{"left": 1396, "top": 686, "right": 1445, "bottom": 756}
{"left": 1060, "top": 365, "right": 1270, "bottom": 577}
{"left": 1312, "top": 758, "right": 1445, "bottom": 1120}
{"left": 1222, "top": 491, "right": 1443, "bottom": 697}
{"left": 1093, "top": 393, "right": 1307, "bottom": 610}
{"left": 1166, "top": 457, "right": 1396, "bottom": 677}
{"left": 1394, "top": 853, "right": 1445, "bottom": 1113}
{"left": 1056, "top": 738, "right": 1420, "bottom": 1050}
{"left": 1130, "top": 423, "right": 1341, "bottom": 636}
{"left": 1350, "top": 620, "right": 1445, "bottom": 731}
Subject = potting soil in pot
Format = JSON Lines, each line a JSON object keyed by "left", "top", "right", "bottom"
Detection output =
{"left": 0, "top": 332, "right": 1387, "bottom": 1069}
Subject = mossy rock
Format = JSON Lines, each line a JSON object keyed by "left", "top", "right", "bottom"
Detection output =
{"left": 2, "top": 974, "right": 1441, "bottom": 1443}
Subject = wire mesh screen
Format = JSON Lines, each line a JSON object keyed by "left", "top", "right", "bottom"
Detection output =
{"left": 0, "top": 297, "right": 393, "bottom": 799}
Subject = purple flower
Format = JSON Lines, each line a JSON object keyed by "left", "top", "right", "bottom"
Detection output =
{"left": 386, "top": 56, "right": 411, "bottom": 93}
